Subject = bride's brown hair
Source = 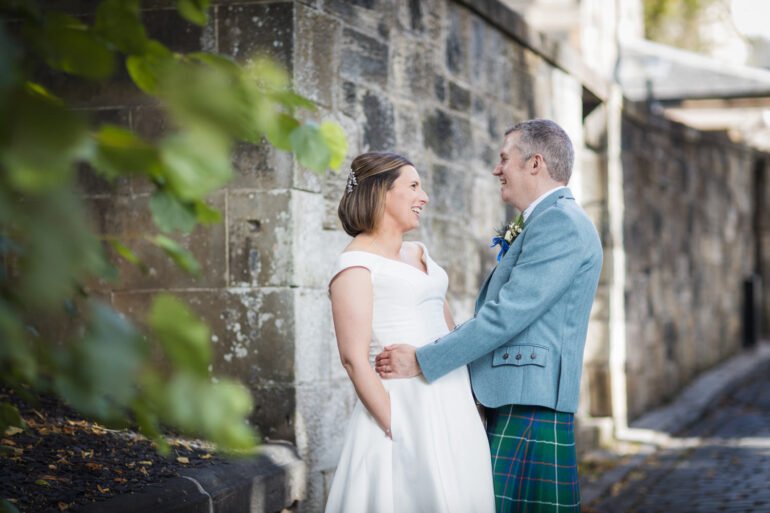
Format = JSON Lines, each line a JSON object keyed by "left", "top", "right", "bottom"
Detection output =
{"left": 338, "top": 152, "right": 414, "bottom": 237}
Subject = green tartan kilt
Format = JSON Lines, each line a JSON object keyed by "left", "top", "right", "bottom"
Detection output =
{"left": 486, "top": 405, "right": 580, "bottom": 513}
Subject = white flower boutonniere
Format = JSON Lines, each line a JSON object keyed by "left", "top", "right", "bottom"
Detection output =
{"left": 490, "top": 214, "right": 524, "bottom": 262}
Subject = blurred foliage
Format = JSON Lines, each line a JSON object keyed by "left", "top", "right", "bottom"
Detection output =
{"left": 0, "top": 0, "right": 347, "bottom": 454}
{"left": 644, "top": 0, "right": 719, "bottom": 51}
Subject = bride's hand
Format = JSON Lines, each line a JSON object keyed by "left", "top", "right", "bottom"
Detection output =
{"left": 375, "top": 344, "right": 421, "bottom": 379}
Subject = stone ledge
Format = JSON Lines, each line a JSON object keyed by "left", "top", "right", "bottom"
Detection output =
{"left": 78, "top": 443, "right": 306, "bottom": 513}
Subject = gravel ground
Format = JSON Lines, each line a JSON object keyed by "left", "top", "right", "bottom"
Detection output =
{"left": 0, "top": 388, "right": 225, "bottom": 513}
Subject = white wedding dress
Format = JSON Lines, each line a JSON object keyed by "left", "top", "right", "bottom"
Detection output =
{"left": 325, "top": 243, "right": 495, "bottom": 513}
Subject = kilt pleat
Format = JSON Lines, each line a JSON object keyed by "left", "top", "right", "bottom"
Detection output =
{"left": 486, "top": 405, "right": 580, "bottom": 513}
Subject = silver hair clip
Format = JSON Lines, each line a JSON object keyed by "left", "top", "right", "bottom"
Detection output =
{"left": 346, "top": 170, "right": 358, "bottom": 193}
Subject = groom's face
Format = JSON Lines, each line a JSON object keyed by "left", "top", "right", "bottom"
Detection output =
{"left": 494, "top": 132, "right": 530, "bottom": 210}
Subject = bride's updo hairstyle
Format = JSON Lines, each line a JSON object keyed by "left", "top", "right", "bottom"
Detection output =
{"left": 338, "top": 152, "right": 414, "bottom": 237}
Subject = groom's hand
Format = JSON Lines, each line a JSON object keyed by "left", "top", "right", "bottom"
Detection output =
{"left": 375, "top": 344, "right": 421, "bottom": 379}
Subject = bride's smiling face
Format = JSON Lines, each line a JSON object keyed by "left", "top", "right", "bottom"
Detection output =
{"left": 381, "top": 165, "right": 429, "bottom": 232}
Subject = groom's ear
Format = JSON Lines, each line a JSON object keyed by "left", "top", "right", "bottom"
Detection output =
{"left": 529, "top": 153, "right": 545, "bottom": 174}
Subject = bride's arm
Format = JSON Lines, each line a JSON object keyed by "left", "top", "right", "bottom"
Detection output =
{"left": 443, "top": 300, "right": 456, "bottom": 331}
{"left": 330, "top": 267, "right": 392, "bottom": 439}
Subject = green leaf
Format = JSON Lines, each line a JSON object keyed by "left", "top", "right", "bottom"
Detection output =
{"left": 177, "top": 0, "right": 211, "bottom": 26}
{"left": 94, "top": 0, "right": 148, "bottom": 54}
{"left": 91, "top": 125, "right": 159, "bottom": 179}
{"left": 163, "top": 373, "right": 256, "bottom": 451}
{"left": 150, "top": 235, "right": 201, "bottom": 276}
{"left": 160, "top": 131, "right": 233, "bottom": 201}
{"left": 108, "top": 239, "right": 144, "bottom": 267}
{"left": 290, "top": 122, "right": 330, "bottom": 173}
{"left": 194, "top": 200, "right": 222, "bottom": 225}
{"left": 148, "top": 294, "right": 210, "bottom": 376}
{"left": 53, "top": 301, "right": 146, "bottom": 420}
{"left": 149, "top": 190, "right": 198, "bottom": 233}
{"left": 244, "top": 57, "right": 289, "bottom": 91}
{"left": 265, "top": 113, "right": 300, "bottom": 152}
{"left": 270, "top": 90, "right": 317, "bottom": 111}
{"left": 1, "top": 87, "right": 87, "bottom": 193}
{"left": 319, "top": 121, "right": 348, "bottom": 171}
{"left": 0, "top": 402, "right": 25, "bottom": 437}
{"left": 126, "top": 41, "right": 174, "bottom": 94}
{"left": 0, "top": 498, "right": 21, "bottom": 513}
{"left": 32, "top": 13, "right": 116, "bottom": 79}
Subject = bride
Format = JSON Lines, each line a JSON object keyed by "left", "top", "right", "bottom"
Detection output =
{"left": 325, "top": 152, "right": 495, "bottom": 513}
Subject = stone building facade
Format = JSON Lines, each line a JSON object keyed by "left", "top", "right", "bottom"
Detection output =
{"left": 63, "top": 0, "right": 770, "bottom": 511}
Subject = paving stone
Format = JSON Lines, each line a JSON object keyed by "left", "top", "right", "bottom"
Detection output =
{"left": 587, "top": 358, "right": 770, "bottom": 513}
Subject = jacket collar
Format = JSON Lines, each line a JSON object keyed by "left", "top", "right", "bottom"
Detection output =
{"left": 525, "top": 186, "right": 573, "bottom": 225}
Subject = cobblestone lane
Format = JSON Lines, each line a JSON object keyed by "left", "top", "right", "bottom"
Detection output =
{"left": 586, "top": 362, "right": 770, "bottom": 513}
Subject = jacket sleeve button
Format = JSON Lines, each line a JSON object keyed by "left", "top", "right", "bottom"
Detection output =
{"left": 530, "top": 353, "right": 537, "bottom": 360}
{"left": 515, "top": 353, "right": 522, "bottom": 360}
{"left": 502, "top": 353, "right": 509, "bottom": 360}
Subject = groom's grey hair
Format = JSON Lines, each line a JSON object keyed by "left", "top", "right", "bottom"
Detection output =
{"left": 505, "top": 119, "right": 574, "bottom": 184}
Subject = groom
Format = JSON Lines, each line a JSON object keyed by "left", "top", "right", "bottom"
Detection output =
{"left": 376, "top": 119, "right": 602, "bottom": 512}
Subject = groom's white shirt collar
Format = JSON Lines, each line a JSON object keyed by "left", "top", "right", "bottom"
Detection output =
{"left": 522, "top": 185, "right": 568, "bottom": 222}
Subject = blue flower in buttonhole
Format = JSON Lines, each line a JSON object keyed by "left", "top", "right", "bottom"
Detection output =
{"left": 490, "top": 213, "right": 524, "bottom": 262}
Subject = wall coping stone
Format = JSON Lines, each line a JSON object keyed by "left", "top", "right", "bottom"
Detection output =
{"left": 77, "top": 442, "right": 306, "bottom": 513}
{"left": 622, "top": 98, "right": 770, "bottom": 157}
{"left": 456, "top": 0, "right": 610, "bottom": 102}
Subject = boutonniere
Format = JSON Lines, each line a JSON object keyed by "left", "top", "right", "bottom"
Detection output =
{"left": 490, "top": 214, "right": 524, "bottom": 262}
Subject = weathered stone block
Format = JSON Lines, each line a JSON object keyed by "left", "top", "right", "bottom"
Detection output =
{"left": 295, "top": 5, "right": 340, "bottom": 107}
{"left": 88, "top": 191, "right": 227, "bottom": 290}
{"left": 394, "top": 105, "right": 424, "bottom": 164}
{"left": 219, "top": 3, "right": 294, "bottom": 67}
{"left": 294, "top": 288, "right": 334, "bottom": 384}
{"left": 229, "top": 140, "right": 294, "bottom": 191}
{"left": 324, "top": 0, "right": 393, "bottom": 40}
{"left": 430, "top": 163, "right": 470, "bottom": 216}
{"left": 445, "top": 3, "right": 469, "bottom": 79}
{"left": 228, "top": 190, "right": 292, "bottom": 287}
{"left": 251, "top": 383, "right": 296, "bottom": 442}
{"left": 362, "top": 90, "right": 396, "bottom": 151}
{"left": 340, "top": 28, "right": 389, "bottom": 89}
{"left": 448, "top": 81, "right": 471, "bottom": 112}
{"left": 390, "top": 36, "right": 433, "bottom": 99}
{"left": 295, "top": 382, "right": 356, "bottom": 469}
{"left": 111, "top": 286, "right": 296, "bottom": 386}
{"left": 422, "top": 109, "right": 472, "bottom": 161}
{"left": 291, "top": 191, "right": 326, "bottom": 287}
{"left": 434, "top": 73, "right": 447, "bottom": 103}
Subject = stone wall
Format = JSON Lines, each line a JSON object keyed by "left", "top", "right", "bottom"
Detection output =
{"left": 619, "top": 105, "right": 759, "bottom": 420}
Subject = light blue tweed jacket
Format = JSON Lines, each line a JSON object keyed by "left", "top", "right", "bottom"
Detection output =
{"left": 416, "top": 188, "right": 602, "bottom": 413}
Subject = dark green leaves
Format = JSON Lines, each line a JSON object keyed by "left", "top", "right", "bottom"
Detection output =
{"left": 1, "top": 86, "right": 87, "bottom": 193}
{"left": 0, "top": 0, "right": 349, "bottom": 457}
{"left": 91, "top": 125, "right": 159, "bottom": 179}
{"left": 291, "top": 123, "right": 331, "bottom": 172}
{"left": 150, "top": 235, "right": 201, "bottom": 276}
{"left": 94, "top": 0, "right": 148, "bottom": 54}
{"left": 0, "top": 402, "right": 24, "bottom": 436}
{"left": 32, "top": 13, "right": 115, "bottom": 79}
{"left": 149, "top": 294, "right": 210, "bottom": 376}
{"left": 53, "top": 302, "right": 146, "bottom": 420}
{"left": 176, "top": 0, "right": 211, "bottom": 26}
{"left": 150, "top": 190, "right": 198, "bottom": 234}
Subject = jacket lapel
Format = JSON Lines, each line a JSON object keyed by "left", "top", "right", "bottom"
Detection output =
{"left": 475, "top": 187, "right": 573, "bottom": 311}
